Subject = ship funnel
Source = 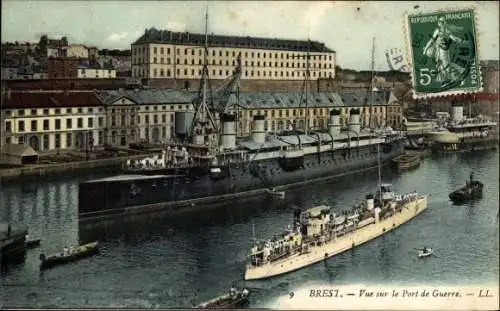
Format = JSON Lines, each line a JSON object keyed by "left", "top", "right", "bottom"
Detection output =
{"left": 452, "top": 102, "right": 464, "bottom": 121}
{"left": 366, "top": 194, "right": 374, "bottom": 211}
{"left": 374, "top": 207, "right": 382, "bottom": 223}
{"left": 348, "top": 108, "right": 361, "bottom": 134}
{"left": 251, "top": 115, "right": 265, "bottom": 144}
{"left": 328, "top": 109, "right": 341, "bottom": 137}
{"left": 220, "top": 113, "right": 236, "bottom": 150}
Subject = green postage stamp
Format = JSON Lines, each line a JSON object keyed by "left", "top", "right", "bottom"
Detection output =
{"left": 405, "top": 9, "right": 482, "bottom": 98}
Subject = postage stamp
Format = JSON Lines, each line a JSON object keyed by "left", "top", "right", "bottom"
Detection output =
{"left": 405, "top": 9, "right": 483, "bottom": 98}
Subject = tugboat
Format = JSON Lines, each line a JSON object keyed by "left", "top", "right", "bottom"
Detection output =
{"left": 449, "top": 172, "right": 483, "bottom": 203}
{"left": 39, "top": 241, "right": 100, "bottom": 270}
{"left": 195, "top": 287, "right": 250, "bottom": 309}
{"left": 244, "top": 145, "right": 428, "bottom": 281}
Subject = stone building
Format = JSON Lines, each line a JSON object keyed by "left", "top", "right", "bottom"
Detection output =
{"left": 131, "top": 28, "right": 336, "bottom": 83}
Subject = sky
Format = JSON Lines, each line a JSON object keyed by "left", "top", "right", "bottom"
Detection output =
{"left": 2, "top": 1, "right": 498, "bottom": 71}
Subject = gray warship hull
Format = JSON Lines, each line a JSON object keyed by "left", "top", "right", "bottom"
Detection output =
{"left": 78, "top": 141, "right": 404, "bottom": 220}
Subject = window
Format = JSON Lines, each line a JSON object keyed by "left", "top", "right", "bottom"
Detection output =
{"left": 43, "top": 109, "right": 49, "bottom": 115}
{"left": 66, "top": 132, "right": 73, "bottom": 148}
{"left": 77, "top": 118, "right": 83, "bottom": 128}
{"left": 31, "top": 120, "right": 37, "bottom": 131}
{"left": 31, "top": 109, "right": 37, "bottom": 115}
{"left": 55, "top": 119, "right": 61, "bottom": 130}
{"left": 55, "top": 134, "right": 61, "bottom": 149}
{"left": 43, "top": 134, "right": 49, "bottom": 150}
{"left": 5, "top": 121, "right": 12, "bottom": 133}
{"left": 154, "top": 115, "right": 158, "bottom": 124}
{"left": 43, "top": 119, "right": 49, "bottom": 130}
{"left": 88, "top": 117, "right": 94, "bottom": 128}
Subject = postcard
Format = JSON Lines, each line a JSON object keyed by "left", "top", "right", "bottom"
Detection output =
{"left": 0, "top": 1, "right": 498, "bottom": 310}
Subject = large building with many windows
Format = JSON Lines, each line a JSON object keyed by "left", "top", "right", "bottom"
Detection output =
{"left": 2, "top": 88, "right": 402, "bottom": 152}
{"left": 2, "top": 91, "right": 105, "bottom": 152}
{"left": 131, "top": 28, "right": 336, "bottom": 82}
{"left": 225, "top": 89, "right": 402, "bottom": 136}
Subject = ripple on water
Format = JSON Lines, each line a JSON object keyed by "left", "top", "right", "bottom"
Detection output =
{"left": 0, "top": 151, "right": 498, "bottom": 308}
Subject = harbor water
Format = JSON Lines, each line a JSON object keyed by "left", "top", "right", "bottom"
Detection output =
{"left": 0, "top": 150, "right": 498, "bottom": 308}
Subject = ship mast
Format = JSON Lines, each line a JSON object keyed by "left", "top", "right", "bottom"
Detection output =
{"left": 305, "top": 38, "right": 310, "bottom": 135}
{"left": 190, "top": 6, "right": 218, "bottom": 141}
{"left": 369, "top": 37, "right": 376, "bottom": 128}
{"left": 295, "top": 37, "right": 320, "bottom": 135}
{"left": 377, "top": 140, "right": 382, "bottom": 204}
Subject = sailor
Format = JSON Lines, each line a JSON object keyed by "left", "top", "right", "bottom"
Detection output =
{"left": 230, "top": 287, "right": 236, "bottom": 297}
{"left": 242, "top": 289, "right": 249, "bottom": 297}
{"left": 63, "top": 247, "right": 69, "bottom": 255}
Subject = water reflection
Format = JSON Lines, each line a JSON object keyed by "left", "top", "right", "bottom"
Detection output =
{"left": 0, "top": 151, "right": 498, "bottom": 308}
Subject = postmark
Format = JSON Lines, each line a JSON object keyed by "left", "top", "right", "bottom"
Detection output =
{"left": 405, "top": 9, "right": 482, "bottom": 99}
{"left": 385, "top": 48, "right": 409, "bottom": 72}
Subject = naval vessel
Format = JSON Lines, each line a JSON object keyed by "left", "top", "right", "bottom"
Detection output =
{"left": 78, "top": 13, "right": 405, "bottom": 220}
{"left": 244, "top": 146, "right": 428, "bottom": 280}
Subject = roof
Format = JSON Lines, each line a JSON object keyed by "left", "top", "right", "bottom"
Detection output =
{"left": 95, "top": 89, "right": 193, "bottom": 105}
{"left": 132, "top": 28, "right": 335, "bottom": 53}
{"left": 2, "top": 143, "right": 38, "bottom": 157}
{"left": 338, "top": 89, "right": 393, "bottom": 106}
{"left": 225, "top": 90, "right": 394, "bottom": 109}
{"left": 227, "top": 92, "right": 344, "bottom": 109}
{"left": 4, "top": 92, "right": 103, "bottom": 109}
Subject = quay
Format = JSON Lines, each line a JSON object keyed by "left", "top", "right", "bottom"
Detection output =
{"left": 0, "top": 153, "right": 156, "bottom": 182}
{"left": 0, "top": 222, "right": 28, "bottom": 266}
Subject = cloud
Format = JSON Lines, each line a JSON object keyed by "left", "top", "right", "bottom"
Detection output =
{"left": 106, "top": 32, "right": 129, "bottom": 42}
{"left": 165, "top": 21, "right": 186, "bottom": 32}
{"left": 301, "top": 2, "right": 335, "bottom": 36}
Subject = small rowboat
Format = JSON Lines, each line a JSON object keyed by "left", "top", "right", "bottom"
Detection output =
{"left": 196, "top": 288, "right": 250, "bottom": 309}
{"left": 266, "top": 188, "right": 285, "bottom": 199}
{"left": 418, "top": 248, "right": 433, "bottom": 258}
{"left": 39, "top": 241, "right": 100, "bottom": 270}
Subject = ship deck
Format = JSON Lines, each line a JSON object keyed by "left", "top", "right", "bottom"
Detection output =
{"left": 83, "top": 174, "right": 183, "bottom": 183}
{"left": 244, "top": 196, "right": 428, "bottom": 280}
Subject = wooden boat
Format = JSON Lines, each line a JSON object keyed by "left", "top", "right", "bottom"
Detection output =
{"left": 266, "top": 188, "right": 285, "bottom": 199}
{"left": 418, "top": 248, "right": 433, "bottom": 258}
{"left": 196, "top": 288, "right": 250, "bottom": 309}
{"left": 391, "top": 152, "right": 421, "bottom": 170}
{"left": 449, "top": 172, "right": 483, "bottom": 203}
{"left": 39, "top": 241, "right": 99, "bottom": 270}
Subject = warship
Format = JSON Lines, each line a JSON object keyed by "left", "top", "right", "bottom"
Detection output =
{"left": 425, "top": 102, "right": 498, "bottom": 153}
{"left": 244, "top": 145, "right": 428, "bottom": 280}
{"left": 78, "top": 13, "right": 405, "bottom": 220}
